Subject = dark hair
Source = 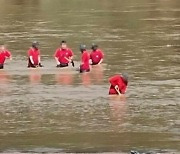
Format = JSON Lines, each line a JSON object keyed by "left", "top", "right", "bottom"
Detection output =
{"left": 61, "top": 40, "right": 66, "bottom": 44}
{"left": 91, "top": 43, "right": 98, "bottom": 50}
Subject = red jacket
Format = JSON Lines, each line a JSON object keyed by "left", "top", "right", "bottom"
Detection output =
{"left": 90, "top": 49, "right": 104, "bottom": 65}
{"left": 80, "top": 50, "right": 90, "bottom": 71}
{"left": 0, "top": 50, "right": 11, "bottom": 64}
{"left": 54, "top": 48, "right": 73, "bottom": 64}
{"left": 109, "top": 75, "right": 128, "bottom": 95}
{"left": 28, "top": 48, "right": 40, "bottom": 65}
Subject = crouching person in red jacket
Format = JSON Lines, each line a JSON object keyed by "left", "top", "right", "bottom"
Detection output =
{"left": 109, "top": 73, "right": 128, "bottom": 95}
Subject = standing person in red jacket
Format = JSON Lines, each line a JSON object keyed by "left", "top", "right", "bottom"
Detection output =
{"left": 109, "top": 73, "right": 128, "bottom": 95}
{"left": 0, "top": 45, "right": 12, "bottom": 69}
{"left": 54, "top": 40, "right": 74, "bottom": 67}
{"left": 79, "top": 44, "right": 90, "bottom": 73}
{"left": 27, "top": 41, "right": 43, "bottom": 68}
{"left": 90, "top": 43, "right": 104, "bottom": 65}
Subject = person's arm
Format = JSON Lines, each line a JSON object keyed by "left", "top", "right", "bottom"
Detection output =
{"left": 9, "top": 55, "right": 12, "bottom": 60}
{"left": 54, "top": 49, "right": 60, "bottom": 65}
{"left": 28, "top": 49, "right": 35, "bottom": 65}
{"left": 69, "top": 49, "right": 73, "bottom": 62}
{"left": 98, "top": 58, "right": 103, "bottom": 64}
{"left": 65, "top": 49, "right": 73, "bottom": 63}
{"left": 80, "top": 53, "right": 84, "bottom": 65}
{"left": 64, "top": 56, "right": 74, "bottom": 67}
{"left": 114, "top": 85, "right": 121, "bottom": 95}
{"left": 89, "top": 52, "right": 92, "bottom": 65}
{"left": 55, "top": 57, "right": 60, "bottom": 65}
{"left": 38, "top": 55, "right": 41, "bottom": 64}
{"left": 70, "top": 49, "right": 73, "bottom": 61}
{"left": 29, "top": 56, "right": 34, "bottom": 65}
{"left": 120, "top": 84, "right": 127, "bottom": 94}
{"left": 5, "top": 51, "right": 12, "bottom": 60}
{"left": 38, "top": 55, "right": 43, "bottom": 67}
{"left": 98, "top": 50, "right": 104, "bottom": 64}
{"left": 64, "top": 56, "right": 72, "bottom": 63}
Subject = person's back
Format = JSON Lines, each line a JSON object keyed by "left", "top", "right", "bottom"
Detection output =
{"left": 109, "top": 73, "right": 128, "bottom": 95}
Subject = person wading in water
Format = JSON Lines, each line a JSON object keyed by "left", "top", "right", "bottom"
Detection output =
{"left": 54, "top": 40, "right": 74, "bottom": 68}
{"left": 0, "top": 45, "right": 12, "bottom": 69}
{"left": 27, "top": 41, "right": 43, "bottom": 68}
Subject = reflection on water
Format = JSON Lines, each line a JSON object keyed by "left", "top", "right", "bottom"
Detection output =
{"left": 55, "top": 69, "right": 74, "bottom": 85}
{"left": 0, "top": 70, "right": 10, "bottom": 95}
{"left": 0, "top": 0, "right": 180, "bottom": 153}
{"left": 81, "top": 72, "right": 91, "bottom": 86}
{"left": 108, "top": 95, "right": 127, "bottom": 123}
{"left": 90, "top": 64, "right": 104, "bottom": 84}
{"left": 28, "top": 68, "right": 42, "bottom": 84}
{"left": 80, "top": 65, "right": 104, "bottom": 86}
{"left": 0, "top": 70, "right": 10, "bottom": 84}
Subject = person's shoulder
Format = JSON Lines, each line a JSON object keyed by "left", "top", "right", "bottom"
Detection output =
{"left": 7, "top": 50, "right": 12, "bottom": 54}
{"left": 5, "top": 49, "right": 11, "bottom": 53}
{"left": 98, "top": 49, "right": 103, "bottom": 53}
{"left": 109, "top": 74, "right": 119, "bottom": 80}
{"left": 28, "top": 47, "right": 33, "bottom": 52}
{"left": 55, "top": 48, "right": 61, "bottom": 53}
{"left": 111, "top": 74, "right": 121, "bottom": 78}
{"left": 56, "top": 47, "right": 62, "bottom": 50}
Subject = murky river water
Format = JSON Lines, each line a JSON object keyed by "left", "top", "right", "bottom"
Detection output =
{"left": 0, "top": 0, "right": 180, "bottom": 153}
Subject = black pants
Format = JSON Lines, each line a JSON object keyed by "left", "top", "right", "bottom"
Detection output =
{"left": 80, "top": 69, "right": 90, "bottom": 73}
{"left": 28, "top": 58, "right": 35, "bottom": 68}
{"left": 0, "top": 64, "right": 4, "bottom": 69}
{"left": 28, "top": 58, "right": 40, "bottom": 68}
{"left": 57, "top": 63, "right": 68, "bottom": 68}
{"left": 91, "top": 62, "right": 98, "bottom": 65}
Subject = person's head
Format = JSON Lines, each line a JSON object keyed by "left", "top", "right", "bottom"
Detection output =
{"left": 32, "top": 41, "right": 39, "bottom": 49}
{"left": 61, "top": 40, "right": 67, "bottom": 49}
{"left": 0, "top": 45, "right": 6, "bottom": 51}
{"left": 79, "top": 44, "right": 86, "bottom": 53}
{"left": 121, "top": 73, "right": 128, "bottom": 84}
{"left": 91, "top": 43, "right": 98, "bottom": 51}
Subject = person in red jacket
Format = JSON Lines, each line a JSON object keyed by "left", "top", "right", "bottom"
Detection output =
{"left": 27, "top": 41, "right": 43, "bottom": 68}
{"left": 79, "top": 44, "right": 90, "bottom": 73}
{"left": 90, "top": 43, "right": 104, "bottom": 65}
{"left": 54, "top": 40, "right": 74, "bottom": 67}
{"left": 109, "top": 73, "right": 128, "bottom": 95}
{"left": 0, "top": 45, "right": 12, "bottom": 69}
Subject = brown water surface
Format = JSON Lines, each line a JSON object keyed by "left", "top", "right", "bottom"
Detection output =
{"left": 0, "top": 0, "right": 180, "bottom": 153}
